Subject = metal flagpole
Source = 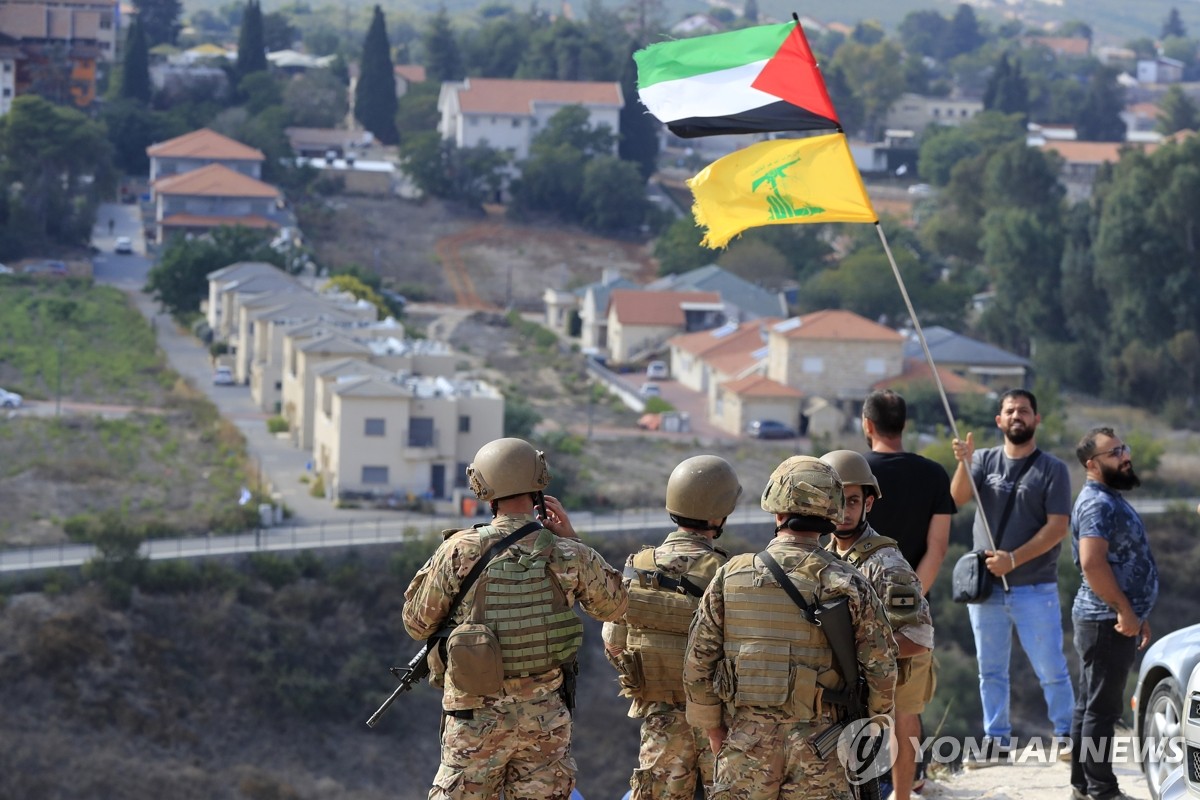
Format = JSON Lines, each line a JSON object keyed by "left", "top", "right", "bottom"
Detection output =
{"left": 874, "top": 222, "right": 1008, "bottom": 591}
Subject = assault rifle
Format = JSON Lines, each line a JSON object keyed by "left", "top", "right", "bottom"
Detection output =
{"left": 812, "top": 596, "right": 883, "bottom": 800}
{"left": 366, "top": 638, "right": 437, "bottom": 728}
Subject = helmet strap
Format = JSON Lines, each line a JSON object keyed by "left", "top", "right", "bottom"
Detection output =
{"left": 832, "top": 517, "right": 868, "bottom": 540}
{"left": 670, "top": 513, "right": 726, "bottom": 538}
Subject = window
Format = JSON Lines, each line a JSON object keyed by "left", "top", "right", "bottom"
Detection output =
{"left": 511, "top": 118, "right": 520, "bottom": 128}
{"left": 458, "top": 415, "right": 470, "bottom": 433}
{"left": 932, "top": 108, "right": 941, "bottom": 117}
{"left": 408, "top": 417, "right": 435, "bottom": 447}
{"left": 865, "top": 358, "right": 887, "bottom": 375}
{"left": 364, "top": 418, "right": 386, "bottom": 436}
{"left": 802, "top": 357, "right": 824, "bottom": 374}
{"left": 362, "top": 466, "right": 389, "bottom": 484}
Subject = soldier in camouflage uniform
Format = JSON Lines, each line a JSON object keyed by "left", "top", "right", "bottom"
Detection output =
{"left": 403, "top": 437, "right": 628, "bottom": 800}
{"left": 820, "top": 450, "right": 935, "bottom": 800}
{"left": 603, "top": 455, "right": 743, "bottom": 800}
{"left": 683, "top": 456, "right": 897, "bottom": 800}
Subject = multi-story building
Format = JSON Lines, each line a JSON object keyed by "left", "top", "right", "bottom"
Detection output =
{"left": 438, "top": 77, "right": 622, "bottom": 162}
{"left": 0, "top": 0, "right": 117, "bottom": 108}
{"left": 147, "top": 128, "right": 265, "bottom": 182}
{"left": 312, "top": 374, "right": 503, "bottom": 502}
{"left": 152, "top": 163, "right": 284, "bottom": 244}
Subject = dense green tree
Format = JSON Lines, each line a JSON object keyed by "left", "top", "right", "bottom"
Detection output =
{"left": 395, "top": 81, "right": 440, "bottom": 138}
{"left": 422, "top": 6, "right": 463, "bottom": 82}
{"left": 397, "top": 132, "right": 508, "bottom": 207}
{"left": 238, "top": 71, "right": 282, "bottom": 115}
{"left": 1056, "top": 20, "right": 1093, "bottom": 41}
{"left": 518, "top": 18, "right": 618, "bottom": 81}
{"left": 1076, "top": 67, "right": 1126, "bottom": 141}
{"left": 654, "top": 218, "right": 711, "bottom": 276}
{"left": 851, "top": 20, "right": 885, "bottom": 46}
{"left": 282, "top": 69, "right": 349, "bottom": 129}
{"left": 101, "top": 100, "right": 183, "bottom": 174}
{"left": 0, "top": 96, "right": 113, "bottom": 256}
{"left": 618, "top": 41, "right": 658, "bottom": 181}
{"left": 534, "top": 104, "right": 616, "bottom": 155}
{"left": 828, "top": 40, "right": 905, "bottom": 138}
{"left": 1158, "top": 85, "right": 1200, "bottom": 135}
{"left": 134, "top": 0, "right": 182, "bottom": 47}
{"left": 262, "top": 11, "right": 297, "bottom": 51}
{"left": 355, "top": 5, "right": 398, "bottom": 145}
{"left": 119, "top": 17, "right": 152, "bottom": 104}
{"left": 982, "top": 53, "right": 1028, "bottom": 119}
{"left": 146, "top": 226, "right": 283, "bottom": 316}
{"left": 742, "top": 0, "right": 758, "bottom": 24}
{"left": 580, "top": 157, "right": 647, "bottom": 234}
{"left": 898, "top": 10, "right": 949, "bottom": 59}
{"left": 718, "top": 239, "right": 792, "bottom": 291}
{"left": 1161, "top": 36, "right": 1198, "bottom": 70}
{"left": 236, "top": 0, "right": 268, "bottom": 79}
{"left": 510, "top": 143, "right": 584, "bottom": 219}
{"left": 822, "top": 65, "right": 864, "bottom": 141}
{"left": 942, "top": 3, "right": 985, "bottom": 60}
{"left": 1163, "top": 7, "right": 1188, "bottom": 39}
{"left": 462, "top": 9, "right": 534, "bottom": 77}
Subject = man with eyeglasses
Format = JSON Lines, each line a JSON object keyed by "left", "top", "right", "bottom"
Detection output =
{"left": 1068, "top": 428, "right": 1158, "bottom": 800}
{"left": 951, "top": 389, "right": 1075, "bottom": 767}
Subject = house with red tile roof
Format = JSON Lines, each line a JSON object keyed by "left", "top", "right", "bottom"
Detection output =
{"left": 152, "top": 163, "right": 283, "bottom": 243}
{"left": 766, "top": 309, "right": 905, "bottom": 407}
{"left": 711, "top": 373, "right": 805, "bottom": 437}
{"left": 605, "top": 288, "right": 723, "bottom": 363}
{"left": 147, "top": 128, "right": 266, "bottom": 182}
{"left": 394, "top": 63, "right": 426, "bottom": 97}
{"left": 667, "top": 319, "right": 775, "bottom": 394}
{"left": 437, "top": 78, "right": 622, "bottom": 161}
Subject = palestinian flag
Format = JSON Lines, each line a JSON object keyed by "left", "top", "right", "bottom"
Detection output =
{"left": 634, "top": 21, "right": 839, "bottom": 139}
{"left": 687, "top": 133, "right": 876, "bottom": 248}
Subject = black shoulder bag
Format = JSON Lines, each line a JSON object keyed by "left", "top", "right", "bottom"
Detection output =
{"left": 951, "top": 450, "right": 1041, "bottom": 604}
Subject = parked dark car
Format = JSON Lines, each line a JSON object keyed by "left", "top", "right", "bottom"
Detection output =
{"left": 1134, "top": 623, "right": 1200, "bottom": 799}
{"left": 746, "top": 419, "right": 797, "bottom": 439}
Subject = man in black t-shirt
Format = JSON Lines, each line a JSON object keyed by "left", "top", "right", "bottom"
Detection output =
{"left": 862, "top": 390, "right": 956, "bottom": 595}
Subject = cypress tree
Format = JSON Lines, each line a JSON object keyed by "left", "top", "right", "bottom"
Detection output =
{"left": 119, "top": 17, "right": 152, "bottom": 104}
{"left": 618, "top": 42, "right": 658, "bottom": 181}
{"left": 423, "top": 6, "right": 464, "bottom": 82}
{"left": 237, "top": 0, "right": 268, "bottom": 79}
{"left": 355, "top": 5, "right": 399, "bottom": 145}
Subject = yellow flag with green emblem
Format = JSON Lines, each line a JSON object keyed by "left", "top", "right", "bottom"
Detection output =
{"left": 687, "top": 132, "right": 877, "bottom": 248}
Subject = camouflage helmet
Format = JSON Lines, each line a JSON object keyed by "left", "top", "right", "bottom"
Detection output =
{"left": 665, "top": 455, "right": 742, "bottom": 520}
{"left": 466, "top": 438, "right": 551, "bottom": 501}
{"left": 760, "top": 456, "right": 845, "bottom": 523}
{"left": 819, "top": 450, "right": 881, "bottom": 499}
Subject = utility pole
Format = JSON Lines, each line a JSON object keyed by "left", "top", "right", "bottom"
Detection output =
{"left": 55, "top": 337, "right": 63, "bottom": 417}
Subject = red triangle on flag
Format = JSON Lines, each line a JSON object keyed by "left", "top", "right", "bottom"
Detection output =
{"left": 751, "top": 23, "right": 840, "bottom": 128}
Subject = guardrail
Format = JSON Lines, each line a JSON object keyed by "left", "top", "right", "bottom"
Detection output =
{"left": 0, "top": 505, "right": 766, "bottom": 575}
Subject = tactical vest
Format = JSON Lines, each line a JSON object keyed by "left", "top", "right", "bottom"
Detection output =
{"left": 841, "top": 534, "right": 900, "bottom": 568}
{"left": 720, "top": 550, "right": 842, "bottom": 721}
{"left": 623, "top": 543, "right": 726, "bottom": 704}
{"left": 465, "top": 526, "right": 584, "bottom": 677}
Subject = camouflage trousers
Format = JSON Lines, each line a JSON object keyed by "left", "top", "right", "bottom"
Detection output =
{"left": 709, "top": 710, "right": 851, "bottom": 800}
{"left": 631, "top": 705, "right": 716, "bottom": 800}
{"left": 428, "top": 692, "right": 576, "bottom": 800}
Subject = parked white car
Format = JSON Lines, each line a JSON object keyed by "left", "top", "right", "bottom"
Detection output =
{"left": 0, "top": 388, "right": 23, "bottom": 408}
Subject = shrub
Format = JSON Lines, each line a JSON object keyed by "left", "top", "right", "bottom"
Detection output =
{"left": 309, "top": 475, "right": 325, "bottom": 498}
{"left": 644, "top": 397, "right": 675, "bottom": 414}
{"left": 248, "top": 553, "right": 300, "bottom": 589}
{"left": 266, "top": 416, "right": 289, "bottom": 434}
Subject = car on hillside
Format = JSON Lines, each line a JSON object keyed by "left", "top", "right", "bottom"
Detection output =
{"left": 212, "top": 366, "right": 236, "bottom": 386}
{"left": 746, "top": 419, "right": 797, "bottom": 440}
{"left": 0, "top": 263, "right": 12, "bottom": 274}
{"left": 645, "top": 360, "right": 669, "bottom": 380}
{"left": 25, "top": 260, "right": 68, "bottom": 277}
{"left": 638, "top": 383, "right": 661, "bottom": 399}
{"left": 114, "top": 236, "right": 133, "bottom": 254}
{"left": 1134, "top": 623, "right": 1200, "bottom": 799}
{"left": 0, "top": 388, "right": 23, "bottom": 408}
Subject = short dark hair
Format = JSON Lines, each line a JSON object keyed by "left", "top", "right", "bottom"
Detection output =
{"left": 862, "top": 390, "right": 906, "bottom": 437}
{"left": 998, "top": 388, "right": 1038, "bottom": 415}
{"left": 1076, "top": 426, "right": 1116, "bottom": 466}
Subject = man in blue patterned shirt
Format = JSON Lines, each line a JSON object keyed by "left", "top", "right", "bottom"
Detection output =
{"left": 1069, "top": 427, "right": 1158, "bottom": 800}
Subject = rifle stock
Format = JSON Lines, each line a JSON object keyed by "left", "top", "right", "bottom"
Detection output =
{"left": 815, "top": 597, "right": 882, "bottom": 800}
{"left": 366, "top": 641, "right": 433, "bottom": 728}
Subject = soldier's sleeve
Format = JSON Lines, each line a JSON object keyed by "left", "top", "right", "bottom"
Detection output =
{"left": 683, "top": 569, "right": 727, "bottom": 731}
{"left": 401, "top": 539, "right": 467, "bottom": 640}
{"left": 571, "top": 543, "right": 629, "bottom": 622}
{"left": 843, "top": 570, "right": 898, "bottom": 718}
{"left": 868, "top": 554, "right": 934, "bottom": 650}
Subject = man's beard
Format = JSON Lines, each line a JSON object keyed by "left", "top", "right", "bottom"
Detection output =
{"left": 1101, "top": 461, "right": 1141, "bottom": 490}
{"left": 1005, "top": 422, "right": 1036, "bottom": 446}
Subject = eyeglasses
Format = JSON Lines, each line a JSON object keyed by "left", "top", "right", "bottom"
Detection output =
{"left": 1091, "top": 444, "right": 1131, "bottom": 460}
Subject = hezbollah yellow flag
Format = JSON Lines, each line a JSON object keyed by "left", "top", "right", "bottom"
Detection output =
{"left": 687, "top": 132, "right": 877, "bottom": 248}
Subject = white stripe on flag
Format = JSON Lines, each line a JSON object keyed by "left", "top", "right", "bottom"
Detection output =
{"left": 638, "top": 60, "right": 776, "bottom": 123}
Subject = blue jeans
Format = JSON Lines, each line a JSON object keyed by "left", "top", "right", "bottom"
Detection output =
{"left": 968, "top": 582, "right": 1075, "bottom": 738}
{"left": 1071, "top": 617, "right": 1139, "bottom": 799}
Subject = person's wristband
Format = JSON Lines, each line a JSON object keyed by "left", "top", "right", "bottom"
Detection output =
{"left": 1007, "top": 551, "right": 1017, "bottom": 569}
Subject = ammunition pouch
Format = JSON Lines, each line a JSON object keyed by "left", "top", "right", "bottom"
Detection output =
{"left": 445, "top": 622, "right": 504, "bottom": 696}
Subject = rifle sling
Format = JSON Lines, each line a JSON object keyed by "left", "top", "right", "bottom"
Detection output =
{"left": 622, "top": 564, "right": 706, "bottom": 598}
{"left": 436, "top": 520, "right": 543, "bottom": 635}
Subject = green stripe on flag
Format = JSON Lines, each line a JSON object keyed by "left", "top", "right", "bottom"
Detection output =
{"left": 635, "top": 22, "right": 793, "bottom": 88}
